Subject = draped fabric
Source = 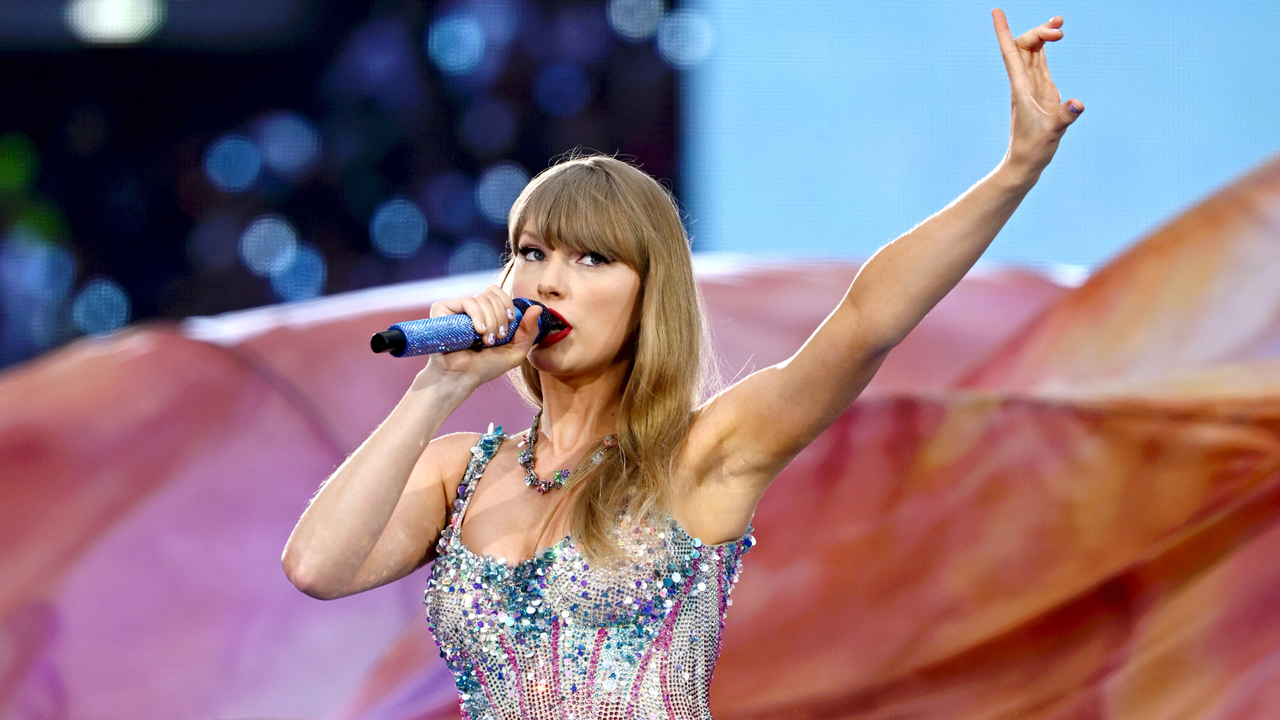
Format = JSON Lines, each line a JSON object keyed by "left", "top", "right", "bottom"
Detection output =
{"left": 3, "top": 155, "right": 1280, "bottom": 718}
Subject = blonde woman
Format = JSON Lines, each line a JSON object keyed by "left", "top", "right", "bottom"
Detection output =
{"left": 283, "top": 10, "right": 1082, "bottom": 719}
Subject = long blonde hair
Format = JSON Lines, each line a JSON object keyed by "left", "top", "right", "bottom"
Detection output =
{"left": 500, "top": 153, "right": 713, "bottom": 565}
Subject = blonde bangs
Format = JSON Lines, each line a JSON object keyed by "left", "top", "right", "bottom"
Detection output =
{"left": 506, "top": 159, "right": 651, "bottom": 273}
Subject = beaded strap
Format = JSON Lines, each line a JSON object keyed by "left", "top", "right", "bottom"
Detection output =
{"left": 442, "top": 424, "right": 506, "bottom": 548}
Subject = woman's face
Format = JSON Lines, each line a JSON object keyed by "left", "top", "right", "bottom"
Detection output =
{"left": 510, "top": 221, "right": 642, "bottom": 380}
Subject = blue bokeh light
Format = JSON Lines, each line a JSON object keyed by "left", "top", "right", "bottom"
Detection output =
{"left": 0, "top": 231, "right": 77, "bottom": 362}
{"left": 448, "top": 239, "right": 501, "bottom": 275}
{"left": 428, "top": 14, "right": 487, "bottom": 75}
{"left": 554, "top": 6, "right": 613, "bottom": 65}
{"left": 72, "top": 278, "right": 130, "bottom": 336}
{"left": 657, "top": 9, "right": 715, "bottom": 68}
{"left": 423, "top": 172, "right": 477, "bottom": 234}
{"left": 460, "top": 97, "right": 517, "bottom": 158}
{"left": 534, "top": 63, "right": 591, "bottom": 118}
{"left": 257, "top": 112, "right": 321, "bottom": 179}
{"left": 203, "top": 134, "right": 261, "bottom": 193}
{"left": 270, "top": 244, "right": 327, "bottom": 301}
{"left": 370, "top": 197, "right": 428, "bottom": 259}
{"left": 607, "top": 0, "right": 663, "bottom": 40}
{"left": 239, "top": 215, "right": 298, "bottom": 276}
{"left": 475, "top": 162, "right": 529, "bottom": 225}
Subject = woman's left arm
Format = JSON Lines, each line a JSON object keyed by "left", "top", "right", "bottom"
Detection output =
{"left": 690, "top": 10, "right": 1084, "bottom": 496}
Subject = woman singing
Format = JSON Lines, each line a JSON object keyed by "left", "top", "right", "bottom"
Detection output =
{"left": 283, "top": 9, "right": 1082, "bottom": 718}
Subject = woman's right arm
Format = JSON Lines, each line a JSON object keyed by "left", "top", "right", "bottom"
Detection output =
{"left": 281, "top": 285, "right": 541, "bottom": 600}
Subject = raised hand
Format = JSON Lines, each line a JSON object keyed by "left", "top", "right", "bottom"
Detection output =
{"left": 992, "top": 8, "right": 1083, "bottom": 177}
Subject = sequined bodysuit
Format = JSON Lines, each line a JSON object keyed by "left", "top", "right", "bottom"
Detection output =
{"left": 423, "top": 428, "right": 756, "bottom": 720}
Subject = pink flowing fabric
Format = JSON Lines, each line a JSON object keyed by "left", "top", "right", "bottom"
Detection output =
{"left": 3, "top": 154, "right": 1280, "bottom": 719}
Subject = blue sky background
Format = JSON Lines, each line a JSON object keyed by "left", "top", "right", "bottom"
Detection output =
{"left": 682, "top": 1, "right": 1280, "bottom": 279}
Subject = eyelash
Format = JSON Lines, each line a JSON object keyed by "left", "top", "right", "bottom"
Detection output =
{"left": 517, "top": 246, "right": 611, "bottom": 266}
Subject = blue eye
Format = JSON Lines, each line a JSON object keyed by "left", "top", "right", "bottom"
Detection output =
{"left": 581, "top": 252, "right": 611, "bottom": 266}
{"left": 518, "top": 246, "right": 545, "bottom": 261}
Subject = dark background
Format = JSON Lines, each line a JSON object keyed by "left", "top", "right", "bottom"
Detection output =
{"left": 0, "top": 0, "right": 679, "bottom": 367}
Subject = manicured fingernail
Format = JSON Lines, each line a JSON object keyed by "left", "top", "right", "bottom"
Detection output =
{"left": 498, "top": 325, "right": 506, "bottom": 337}
{"left": 487, "top": 333, "right": 495, "bottom": 344}
{"left": 480, "top": 321, "right": 487, "bottom": 331}
{"left": 507, "top": 308, "right": 515, "bottom": 320}
{"left": 1070, "top": 103, "right": 1081, "bottom": 114}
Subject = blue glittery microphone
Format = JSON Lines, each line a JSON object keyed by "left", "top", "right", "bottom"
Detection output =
{"left": 370, "top": 297, "right": 565, "bottom": 357}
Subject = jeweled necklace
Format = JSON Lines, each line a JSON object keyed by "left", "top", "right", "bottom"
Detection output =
{"left": 518, "top": 410, "right": 617, "bottom": 494}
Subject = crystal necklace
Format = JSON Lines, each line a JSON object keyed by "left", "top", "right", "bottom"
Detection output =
{"left": 518, "top": 410, "right": 617, "bottom": 494}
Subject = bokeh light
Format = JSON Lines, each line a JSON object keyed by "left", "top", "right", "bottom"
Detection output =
{"left": 448, "top": 239, "right": 501, "bottom": 275}
{"left": 428, "top": 13, "right": 487, "bottom": 76}
{"left": 239, "top": 215, "right": 298, "bottom": 276}
{"left": 186, "top": 213, "right": 241, "bottom": 271}
{"left": 0, "top": 133, "right": 40, "bottom": 192}
{"left": 204, "top": 135, "right": 261, "bottom": 193}
{"left": 657, "top": 9, "right": 715, "bottom": 68}
{"left": 65, "top": 0, "right": 166, "bottom": 45}
{"left": 460, "top": 98, "right": 517, "bottom": 158}
{"left": 370, "top": 197, "right": 428, "bottom": 259}
{"left": 475, "top": 162, "right": 529, "bottom": 225}
{"left": 72, "top": 278, "right": 131, "bottom": 335}
{"left": 270, "top": 244, "right": 327, "bottom": 301}
{"left": 607, "top": 0, "right": 663, "bottom": 41}
{"left": 534, "top": 63, "right": 591, "bottom": 119}
{"left": 423, "top": 172, "right": 477, "bottom": 234}
{"left": 256, "top": 113, "right": 321, "bottom": 180}
{"left": 0, "top": 231, "right": 76, "bottom": 362}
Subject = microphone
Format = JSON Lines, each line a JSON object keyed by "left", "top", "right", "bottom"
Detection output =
{"left": 370, "top": 297, "right": 565, "bottom": 357}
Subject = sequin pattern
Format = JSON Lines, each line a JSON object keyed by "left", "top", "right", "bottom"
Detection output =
{"left": 424, "top": 427, "right": 756, "bottom": 720}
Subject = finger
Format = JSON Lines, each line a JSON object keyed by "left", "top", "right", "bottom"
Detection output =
{"left": 484, "top": 285, "right": 516, "bottom": 337}
{"left": 477, "top": 289, "right": 508, "bottom": 340}
{"left": 1018, "top": 25, "right": 1064, "bottom": 51}
{"left": 1056, "top": 98, "right": 1085, "bottom": 129}
{"left": 992, "top": 9, "right": 1031, "bottom": 95}
{"left": 456, "top": 296, "right": 490, "bottom": 338}
{"left": 510, "top": 305, "right": 543, "bottom": 348}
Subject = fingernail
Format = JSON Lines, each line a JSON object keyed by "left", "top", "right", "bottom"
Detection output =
{"left": 480, "top": 321, "right": 487, "bottom": 331}
{"left": 498, "top": 325, "right": 506, "bottom": 337}
{"left": 507, "top": 308, "right": 515, "bottom": 320}
{"left": 1069, "top": 103, "right": 1081, "bottom": 114}
{"left": 487, "top": 333, "right": 495, "bottom": 344}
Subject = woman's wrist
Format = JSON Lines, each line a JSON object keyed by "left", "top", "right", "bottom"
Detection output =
{"left": 994, "top": 154, "right": 1043, "bottom": 192}
{"left": 406, "top": 366, "right": 479, "bottom": 410}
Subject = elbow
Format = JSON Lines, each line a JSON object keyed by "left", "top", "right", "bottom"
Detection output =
{"left": 281, "top": 550, "right": 345, "bottom": 601}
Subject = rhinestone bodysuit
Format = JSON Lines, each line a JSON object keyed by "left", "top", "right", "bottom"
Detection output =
{"left": 423, "top": 427, "right": 756, "bottom": 720}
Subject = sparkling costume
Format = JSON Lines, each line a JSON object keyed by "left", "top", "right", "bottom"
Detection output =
{"left": 424, "top": 427, "right": 756, "bottom": 720}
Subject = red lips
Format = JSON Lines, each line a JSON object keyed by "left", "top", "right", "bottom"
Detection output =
{"left": 538, "top": 307, "right": 572, "bottom": 347}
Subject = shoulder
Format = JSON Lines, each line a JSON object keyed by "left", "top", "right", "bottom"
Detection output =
{"left": 424, "top": 431, "right": 487, "bottom": 502}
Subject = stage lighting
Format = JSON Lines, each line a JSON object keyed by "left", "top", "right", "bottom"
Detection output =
{"left": 428, "top": 13, "right": 487, "bottom": 76}
{"left": 270, "top": 244, "right": 326, "bottom": 301}
{"left": 204, "top": 135, "right": 261, "bottom": 194}
{"left": 475, "top": 162, "right": 529, "bottom": 225}
{"left": 256, "top": 113, "right": 321, "bottom": 180}
{"left": 448, "top": 239, "right": 500, "bottom": 276}
{"left": 607, "top": 0, "right": 663, "bottom": 41}
{"left": 238, "top": 215, "right": 297, "bottom": 277}
{"left": 65, "top": 0, "right": 166, "bottom": 45}
{"left": 71, "top": 278, "right": 130, "bottom": 335}
{"left": 370, "top": 198, "right": 428, "bottom": 259}
{"left": 657, "top": 9, "right": 715, "bottom": 68}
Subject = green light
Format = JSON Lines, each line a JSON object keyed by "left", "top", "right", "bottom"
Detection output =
{"left": 0, "top": 132, "right": 39, "bottom": 192}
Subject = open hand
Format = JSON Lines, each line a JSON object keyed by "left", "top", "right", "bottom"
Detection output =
{"left": 993, "top": 8, "right": 1083, "bottom": 177}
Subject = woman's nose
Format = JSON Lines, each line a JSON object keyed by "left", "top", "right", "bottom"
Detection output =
{"left": 537, "top": 258, "right": 567, "bottom": 298}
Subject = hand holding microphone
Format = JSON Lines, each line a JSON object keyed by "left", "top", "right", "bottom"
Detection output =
{"left": 374, "top": 286, "right": 572, "bottom": 387}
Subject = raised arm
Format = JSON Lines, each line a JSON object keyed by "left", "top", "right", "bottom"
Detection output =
{"left": 688, "top": 10, "right": 1084, "bottom": 496}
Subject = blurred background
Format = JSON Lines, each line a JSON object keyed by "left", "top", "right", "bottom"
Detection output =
{"left": 4, "top": 0, "right": 1280, "bottom": 370}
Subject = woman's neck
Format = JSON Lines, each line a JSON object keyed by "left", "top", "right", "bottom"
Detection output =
{"left": 536, "top": 367, "right": 627, "bottom": 452}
